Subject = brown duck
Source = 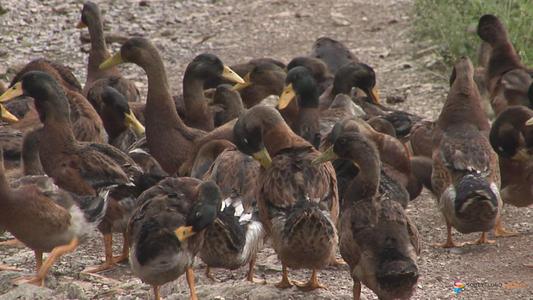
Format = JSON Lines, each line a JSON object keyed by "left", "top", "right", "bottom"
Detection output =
{"left": 192, "top": 140, "right": 265, "bottom": 282}
{"left": 100, "top": 38, "right": 243, "bottom": 175}
{"left": 477, "top": 14, "right": 532, "bottom": 115}
{"left": 0, "top": 71, "right": 145, "bottom": 273}
{"left": 233, "top": 106, "right": 339, "bottom": 290}
{"left": 489, "top": 105, "right": 533, "bottom": 237}
{"left": 0, "top": 147, "right": 106, "bottom": 286}
{"left": 78, "top": 1, "right": 140, "bottom": 110}
{"left": 314, "top": 130, "right": 420, "bottom": 300}
{"left": 431, "top": 57, "right": 501, "bottom": 248}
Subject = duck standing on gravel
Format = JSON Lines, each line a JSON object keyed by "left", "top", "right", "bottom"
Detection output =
{"left": 128, "top": 179, "right": 222, "bottom": 300}
{"left": 314, "top": 129, "right": 420, "bottom": 300}
{"left": 431, "top": 57, "right": 502, "bottom": 248}
{"left": 233, "top": 106, "right": 339, "bottom": 290}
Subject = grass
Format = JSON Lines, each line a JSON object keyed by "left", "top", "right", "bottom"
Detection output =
{"left": 412, "top": 0, "right": 533, "bottom": 69}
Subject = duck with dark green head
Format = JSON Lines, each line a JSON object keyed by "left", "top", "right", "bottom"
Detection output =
{"left": 278, "top": 66, "right": 321, "bottom": 149}
{"left": 129, "top": 179, "right": 222, "bottom": 300}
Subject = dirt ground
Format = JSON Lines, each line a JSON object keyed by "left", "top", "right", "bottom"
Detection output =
{"left": 0, "top": 0, "right": 532, "bottom": 299}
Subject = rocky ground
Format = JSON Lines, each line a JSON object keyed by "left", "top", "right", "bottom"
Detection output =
{"left": 0, "top": 0, "right": 532, "bottom": 299}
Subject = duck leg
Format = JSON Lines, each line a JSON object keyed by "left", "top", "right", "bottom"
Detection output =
{"left": 35, "top": 250, "right": 43, "bottom": 271}
{"left": 14, "top": 238, "right": 79, "bottom": 287}
{"left": 152, "top": 285, "right": 160, "bottom": 300}
{"left": 0, "top": 264, "right": 21, "bottom": 271}
{"left": 112, "top": 233, "right": 129, "bottom": 264}
{"left": 466, "top": 232, "right": 496, "bottom": 245}
{"left": 293, "top": 269, "right": 327, "bottom": 291}
{"left": 275, "top": 264, "right": 293, "bottom": 289}
{"left": 246, "top": 255, "right": 265, "bottom": 284}
{"left": 493, "top": 214, "right": 518, "bottom": 237}
{"left": 353, "top": 279, "right": 362, "bottom": 300}
{"left": 186, "top": 267, "right": 198, "bottom": 300}
{"left": 432, "top": 221, "right": 464, "bottom": 248}
{"left": 329, "top": 256, "right": 347, "bottom": 267}
{"left": 205, "top": 266, "right": 215, "bottom": 281}
{"left": 83, "top": 233, "right": 116, "bottom": 273}
{"left": 0, "top": 238, "right": 25, "bottom": 248}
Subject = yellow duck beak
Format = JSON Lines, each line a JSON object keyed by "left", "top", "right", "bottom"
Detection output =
{"left": 512, "top": 148, "right": 531, "bottom": 162}
{"left": 368, "top": 87, "right": 380, "bottom": 104}
{"left": 252, "top": 148, "right": 272, "bottom": 169}
{"left": 124, "top": 110, "right": 145, "bottom": 136}
{"left": 99, "top": 52, "right": 123, "bottom": 70}
{"left": 0, "top": 105, "right": 19, "bottom": 123}
{"left": 175, "top": 226, "right": 196, "bottom": 242}
{"left": 526, "top": 117, "right": 533, "bottom": 126}
{"left": 232, "top": 72, "right": 252, "bottom": 91}
{"left": 76, "top": 20, "right": 87, "bottom": 28}
{"left": 222, "top": 65, "right": 245, "bottom": 84}
{"left": 278, "top": 83, "right": 295, "bottom": 110}
{"left": 0, "top": 82, "right": 23, "bottom": 103}
{"left": 312, "top": 146, "right": 339, "bottom": 165}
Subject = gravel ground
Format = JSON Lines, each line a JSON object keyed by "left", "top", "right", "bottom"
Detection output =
{"left": 0, "top": 0, "right": 532, "bottom": 299}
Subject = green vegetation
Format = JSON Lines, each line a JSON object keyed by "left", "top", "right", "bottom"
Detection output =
{"left": 413, "top": 0, "right": 533, "bottom": 68}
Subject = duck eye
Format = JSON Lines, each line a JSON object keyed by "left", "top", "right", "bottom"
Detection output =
{"left": 243, "top": 138, "right": 249, "bottom": 145}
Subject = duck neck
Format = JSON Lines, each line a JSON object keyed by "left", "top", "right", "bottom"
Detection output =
{"left": 263, "top": 121, "right": 310, "bottom": 156}
{"left": 86, "top": 14, "right": 118, "bottom": 81}
{"left": 488, "top": 42, "right": 522, "bottom": 81}
{"left": 0, "top": 154, "right": 9, "bottom": 199}
{"left": 183, "top": 74, "right": 213, "bottom": 129}
{"left": 143, "top": 55, "right": 186, "bottom": 129}
{"left": 350, "top": 158, "right": 380, "bottom": 203}
{"left": 438, "top": 73, "right": 490, "bottom": 131}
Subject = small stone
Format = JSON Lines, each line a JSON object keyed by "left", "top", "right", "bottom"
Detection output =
{"left": 139, "top": 1, "right": 149, "bottom": 7}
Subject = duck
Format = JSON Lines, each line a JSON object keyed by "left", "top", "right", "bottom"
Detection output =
{"left": 204, "top": 57, "right": 285, "bottom": 90}
{"left": 233, "top": 105, "right": 339, "bottom": 290}
{"left": 100, "top": 86, "right": 145, "bottom": 152}
{"left": 0, "top": 147, "right": 107, "bottom": 286}
{"left": 181, "top": 53, "right": 245, "bottom": 131}
{"left": 287, "top": 56, "right": 333, "bottom": 95}
{"left": 322, "top": 117, "right": 416, "bottom": 205}
{"left": 191, "top": 140, "right": 265, "bottom": 282}
{"left": 278, "top": 66, "right": 321, "bottom": 148}
{"left": 310, "top": 37, "right": 359, "bottom": 75}
{"left": 99, "top": 37, "right": 213, "bottom": 175}
{"left": 489, "top": 105, "right": 533, "bottom": 236}
{"left": 232, "top": 62, "right": 286, "bottom": 108}
{"left": 78, "top": 1, "right": 140, "bottom": 110}
{"left": 313, "top": 130, "right": 420, "bottom": 300}
{"left": 477, "top": 14, "right": 532, "bottom": 115}
{"left": 9, "top": 58, "right": 108, "bottom": 144}
{"left": 431, "top": 57, "right": 501, "bottom": 248}
{"left": 128, "top": 178, "right": 221, "bottom": 300}
{"left": 0, "top": 71, "right": 145, "bottom": 273}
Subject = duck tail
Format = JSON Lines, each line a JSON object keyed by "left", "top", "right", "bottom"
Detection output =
{"left": 454, "top": 174, "right": 499, "bottom": 224}
{"left": 71, "top": 188, "right": 109, "bottom": 225}
{"left": 283, "top": 197, "right": 336, "bottom": 240}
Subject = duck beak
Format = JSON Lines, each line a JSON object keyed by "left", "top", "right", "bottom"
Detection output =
{"left": 232, "top": 72, "right": 252, "bottom": 91}
{"left": 0, "top": 82, "right": 23, "bottom": 102}
{"left": 526, "top": 117, "right": 533, "bottom": 126}
{"left": 124, "top": 110, "right": 145, "bottom": 136}
{"left": 278, "top": 83, "right": 295, "bottom": 110}
{"left": 512, "top": 148, "right": 531, "bottom": 162}
{"left": 252, "top": 148, "right": 272, "bottom": 169}
{"left": 0, "top": 105, "right": 18, "bottom": 123}
{"left": 175, "top": 226, "right": 196, "bottom": 242}
{"left": 76, "top": 20, "right": 87, "bottom": 28}
{"left": 368, "top": 87, "right": 380, "bottom": 104}
{"left": 99, "top": 52, "right": 123, "bottom": 70}
{"left": 312, "top": 146, "right": 338, "bottom": 165}
{"left": 222, "top": 65, "right": 245, "bottom": 84}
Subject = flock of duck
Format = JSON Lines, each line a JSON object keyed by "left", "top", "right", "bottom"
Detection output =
{"left": 0, "top": 3, "right": 531, "bottom": 299}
